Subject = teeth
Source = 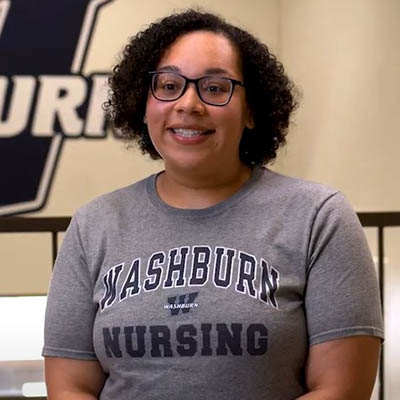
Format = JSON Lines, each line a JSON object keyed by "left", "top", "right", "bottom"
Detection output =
{"left": 172, "top": 128, "right": 206, "bottom": 137}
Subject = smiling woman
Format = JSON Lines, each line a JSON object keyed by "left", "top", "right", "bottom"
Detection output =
{"left": 42, "top": 9, "right": 383, "bottom": 400}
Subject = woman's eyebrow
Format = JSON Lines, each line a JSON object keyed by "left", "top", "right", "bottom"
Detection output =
{"left": 157, "top": 65, "right": 180, "bottom": 72}
{"left": 156, "top": 65, "right": 231, "bottom": 75}
{"left": 204, "top": 67, "right": 229, "bottom": 75}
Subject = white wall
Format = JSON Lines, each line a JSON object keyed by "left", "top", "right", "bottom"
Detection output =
{"left": 274, "top": 0, "right": 400, "bottom": 212}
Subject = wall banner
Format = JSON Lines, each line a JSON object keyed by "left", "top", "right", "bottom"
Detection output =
{"left": 0, "top": 0, "right": 113, "bottom": 216}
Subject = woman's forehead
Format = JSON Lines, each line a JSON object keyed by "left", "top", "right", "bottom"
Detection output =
{"left": 157, "top": 31, "right": 243, "bottom": 78}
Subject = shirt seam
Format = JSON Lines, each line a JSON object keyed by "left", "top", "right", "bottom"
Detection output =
{"left": 146, "top": 167, "right": 265, "bottom": 219}
{"left": 310, "top": 325, "right": 384, "bottom": 342}
{"left": 43, "top": 345, "right": 96, "bottom": 355}
{"left": 305, "top": 190, "right": 340, "bottom": 274}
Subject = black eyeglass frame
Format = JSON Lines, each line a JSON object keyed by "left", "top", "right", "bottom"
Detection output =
{"left": 148, "top": 71, "right": 245, "bottom": 106}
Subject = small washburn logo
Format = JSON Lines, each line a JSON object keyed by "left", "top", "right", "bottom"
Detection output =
{"left": 164, "top": 292, "right": 199, "bottom": 316}
{"left": 0, "top": 0, "right": 114, "bottom": 216}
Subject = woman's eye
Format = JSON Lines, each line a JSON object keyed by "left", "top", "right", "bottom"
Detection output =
{"left": 202, "top": 79, "right": 229, "bottom": 94}
{"left": 162, "top": 82, "right": 178, "bottom": 90}
{"left": 206, "top": 85, "right": 223, "bottom": 92}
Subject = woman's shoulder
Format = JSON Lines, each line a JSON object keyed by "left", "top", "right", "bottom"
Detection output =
{"left": 255, "top": 168, "right": 362, "bottom": 241}
{"left": 257, "top": 167, "right": 340, "bottom": 204}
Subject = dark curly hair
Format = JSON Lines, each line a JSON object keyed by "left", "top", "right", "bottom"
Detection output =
{"left": 105, "top": 9, "right": 299, "bottom": 166}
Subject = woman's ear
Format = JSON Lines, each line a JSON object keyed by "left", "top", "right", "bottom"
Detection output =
{"left": 246, "top": 120, "right": 255, "bottom": 129}
{"left": 143, "top": 114, "right": 147, "bottom": 124}
{"left": 245, "top": 111, "right": 255, "bottom": 129}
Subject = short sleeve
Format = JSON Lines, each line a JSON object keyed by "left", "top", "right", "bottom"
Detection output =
{"left": 305, "top": 192, "right": 384, "bottom": 345}
{"left": 42, "top": 213, "right": 98, "bottom": 360}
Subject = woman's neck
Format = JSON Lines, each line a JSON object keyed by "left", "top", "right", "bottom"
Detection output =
{"left": 156, "top": 163, "right": 252, "bottom": 209}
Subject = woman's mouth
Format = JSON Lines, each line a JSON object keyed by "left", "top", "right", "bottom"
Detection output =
{"left": 171, "top": 128, "right": 214, "bottom": 138}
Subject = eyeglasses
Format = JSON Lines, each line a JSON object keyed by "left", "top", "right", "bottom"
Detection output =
{"left": 148, "top": 71, "right": 245, "bottom": 106}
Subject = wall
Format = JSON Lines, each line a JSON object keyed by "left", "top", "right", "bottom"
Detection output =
{"left": 275, "top": 0, "right": 400, "bottom": 211}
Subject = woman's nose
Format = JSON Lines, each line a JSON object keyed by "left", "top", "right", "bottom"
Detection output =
{"left": 174, "top": 83, "right": 206, "bottom": 114}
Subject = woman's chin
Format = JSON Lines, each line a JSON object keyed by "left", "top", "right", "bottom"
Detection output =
{"left": 164, "top": 154, "right": 218, "bottom": 175}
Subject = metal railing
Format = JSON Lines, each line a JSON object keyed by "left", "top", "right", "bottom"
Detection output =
{"left": 357, "top": 212, "right": 400, "bottom": 400}
{"left": 1, "top": 212, "right": 399, "bottom": 400}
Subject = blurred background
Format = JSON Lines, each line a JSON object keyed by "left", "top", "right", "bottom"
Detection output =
{"left": 0, "top": 0, "right": 398, "bottom": 398}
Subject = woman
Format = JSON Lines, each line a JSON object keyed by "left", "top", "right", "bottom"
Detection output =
{"left": 43, "top": 10, "right": 383, "bottom": 400}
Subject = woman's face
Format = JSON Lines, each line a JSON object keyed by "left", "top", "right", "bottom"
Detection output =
{"left": 145, "top": 30, "right": 253, "bottom": 175}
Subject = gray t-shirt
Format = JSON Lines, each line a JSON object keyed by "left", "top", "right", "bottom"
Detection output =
{"left": 43, "top": 167, "right": 383, "bottom": 400}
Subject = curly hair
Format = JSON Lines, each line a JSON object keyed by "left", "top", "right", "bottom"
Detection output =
{"left": 105, "top": 9, "right": 299, "bottom": 166}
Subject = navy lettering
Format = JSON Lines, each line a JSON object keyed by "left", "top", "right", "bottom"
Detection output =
{"left": 144, "top": 252, "right": 164, "bottom": 291}
{"left": 100, "top": 247, "right": 280, "bottom": 311}
{"left": 100, "top": 264, "right": 123, "bottom": 311}
{"left": 189, "top": 246, "right": 210, "bottom": 285}
{"left": 176, "top": 324, "right": 197, "bottom": 356}
{"left": 124, "top": 325, "right": 146, "bottom": 357}
{"left": 103, "top": 327, "right": 122, "bottom": 358}
{"left": 200, "top": 323, "right": 212, "bottom": 356}
{"left": 120, "top": 259, "right": 140, "bottom": 301}
{"left": 150, "top": 326, "right": 173, "bottom": 357}
{"left": 214, "top": 247, "right": 235, "bottom": 288}
{"left": 247, "top": 324, "right": 268, "bottom": 355}
{"left": 163, "top": 247, "right": 189, "bottom": 287}
{"left": 236, "top": 252, "right": 257, "bottom": 297}
{"left": 216, "top": 323, "right": 243, "bottom": 355}
{"left": 102, "top": 322, "right": 268, "bottom": 358}
{"left": 259, "top": 259, "right": 280, "bottom": 309}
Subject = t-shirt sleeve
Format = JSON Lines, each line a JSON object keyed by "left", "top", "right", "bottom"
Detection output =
{"left": 305, "top": 192, "right": 384, "bottom": 346}
{"left": 42, "top": 212, "right": 98, "bottom": 360}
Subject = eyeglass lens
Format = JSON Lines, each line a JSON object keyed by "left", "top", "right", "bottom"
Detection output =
{"left": 152, "top": 72, "right": 232, "bottom": 105}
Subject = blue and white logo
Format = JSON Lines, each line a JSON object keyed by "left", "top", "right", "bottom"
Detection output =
{"left": 0, "top": 0, "right": 113, "bottom": 216}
